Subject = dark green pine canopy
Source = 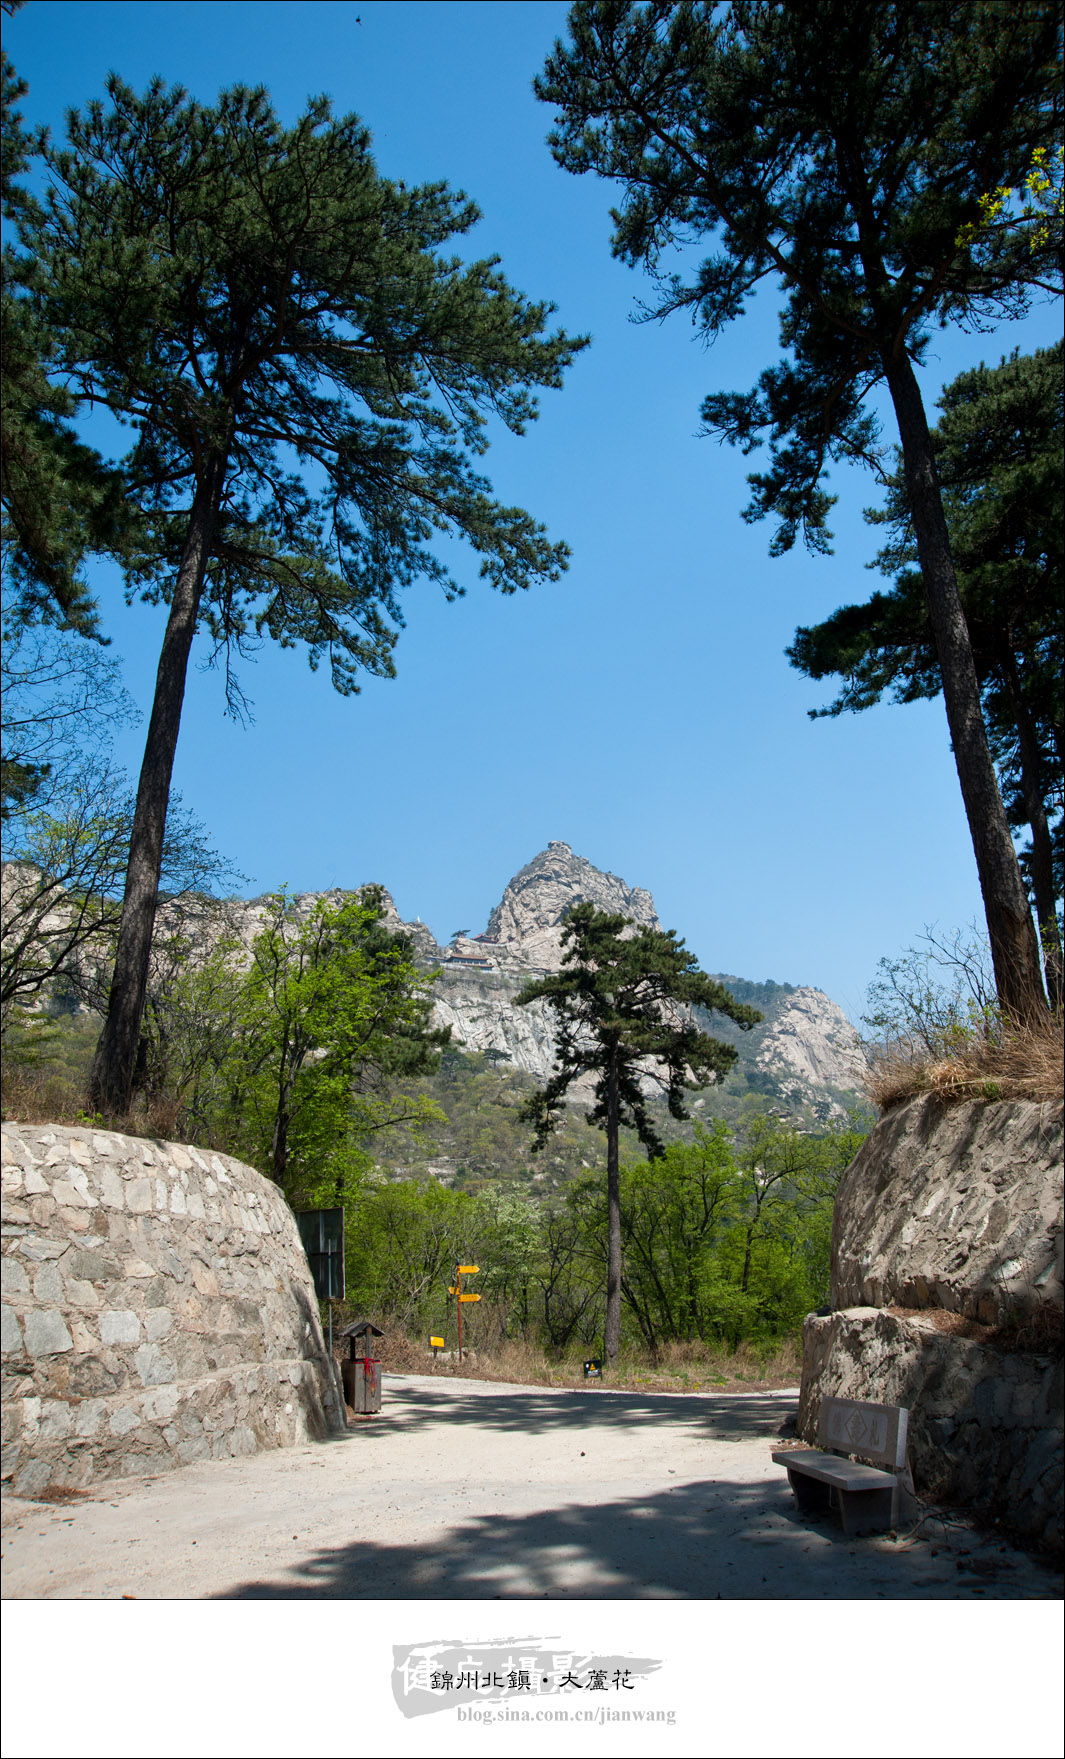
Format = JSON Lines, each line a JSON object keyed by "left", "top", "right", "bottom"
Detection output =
{"left": 517, "top": 902, "right": 762, "bottom": 1156}
{"left": 23, "top": 78, "right": 585, "bottom": 686}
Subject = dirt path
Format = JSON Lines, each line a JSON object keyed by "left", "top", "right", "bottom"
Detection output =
{"left": 1, "top": 1374, "right": 1057, "bottom": 1600}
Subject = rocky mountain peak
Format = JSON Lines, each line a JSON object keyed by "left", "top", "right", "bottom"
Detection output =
{"left": 484, "top": 841, "right": 660, "bottom": 971}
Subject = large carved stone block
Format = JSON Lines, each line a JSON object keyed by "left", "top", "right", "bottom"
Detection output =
{"left": 831, "top": 1096, "right": 1062, "bottom": 1325}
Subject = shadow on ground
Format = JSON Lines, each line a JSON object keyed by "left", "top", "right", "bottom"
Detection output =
{"left": 335, "top": 1382, "right": 793, "bottom": 1442}
{"left": 212, "top": 1386, "right": 1045, "bottom": 1601}
{"left": 211, "top": 1476, "right": 874, "bottom": 1599}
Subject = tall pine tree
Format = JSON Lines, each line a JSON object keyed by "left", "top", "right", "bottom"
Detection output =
{"left": 537, "top": 0, "right": 1063, "bottom": 1022}
{"left": 15, "top": 78, "right": 585, "bottom": 1111}
{"left": 516, "top": 903, "right": 760, "bottom": 1363}
{"left": 789, "top": 344, "right": 1063, "bottom": 1003}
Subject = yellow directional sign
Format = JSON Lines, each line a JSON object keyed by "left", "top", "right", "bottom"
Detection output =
{"left": 430, "top": 1336, "right": 445, "bottom": 1348}
{"left": 459, "top": 1292, "right": 481, "bottom": 1303}
{"left": 447, "top": 1286, "right": 457, "bottom": 1295}
{"left": 457, "top": 1264, "right": 479, "bottom": 1275}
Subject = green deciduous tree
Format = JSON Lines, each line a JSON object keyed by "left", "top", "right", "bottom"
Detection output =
{"left": 537, "top": 0, "right": 1063, "bottom": 1023}
{"left": 14, "top": 76, "right": 585, "bottom": 1112}
{"left": 206, "top": 888, "right": 450, "bottom": 1200}
{"left": 343, "top": 1177, "right": 479, "bottom": 1334}
{"left": 515, "top": 901, "right": 761, "bottom": 1362}
{"left": 565, "top": 1114, "right": 862, "bottom": 1352}
{"left": 788, "top": 344, "right": 1064, "bottom": 1002}
{"left": 601, "top": 1120, "right": 737, "bottom": 1349}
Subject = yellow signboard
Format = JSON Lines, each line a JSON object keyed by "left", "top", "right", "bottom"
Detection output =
{"left": 459, "top": 1292, "right": 481, "bottom": 1303}
{"left": 430, "top": 1336, "right": 445, "bottom": 1348}
{"left": 457, "top": 1264, "right": 479, "bottom": 1275}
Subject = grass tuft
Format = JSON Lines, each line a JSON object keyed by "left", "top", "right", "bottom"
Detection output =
{"left": 865, "top": 1012, "right": 1064, "bottom": 1112}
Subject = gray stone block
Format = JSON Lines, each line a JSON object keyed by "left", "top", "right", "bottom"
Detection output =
{"left": 32, "top": 1261, "right": 64, "bottom": 1304}
{"left": 14, "top": 1456, "right": 53, "bottom": 1497}
{"left": 69, "top": 1249, "right": 122, "bottom": 1282}
{"left": 1, "top": 1259, "right": 29, "bottom": 1295}
{"left": 1, "top": 1303, "right": 23, "bottom": 1354}
{"left": 134, "top": 1345, "right": 176, "bottom": 1387}
{"left": 23, "top": 1308, "right": 73, "bottom": 1357}
{"left": 38, "top": 1399, "right": 73, "bottom": 1442}
{"left": 74, "top": 1399, "right": 106, "bottom": 1438}
{"left": 100, "top": 1309, "right": 142, "bottom": 1346}
{"left": 177, "top": 1435, "right": 211, "bottom": 1464}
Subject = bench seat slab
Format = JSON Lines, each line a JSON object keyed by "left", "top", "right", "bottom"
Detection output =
{"left": 771, "top": 1448, "right": 897, "bottom": 1491}
{"left": 773, "top": 1450, "right": 902, "bottom": 1536}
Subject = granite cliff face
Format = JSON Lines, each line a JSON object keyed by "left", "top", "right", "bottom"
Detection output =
{"left": 485, "top": 842, "right": 660, "bottom": 969}
{"left": 752, "top": 988, "right": 868, "bottom": 1100}
{"left": 414, "top": 842, "right": 864, "bottom": 1113}
{"left": 7, "top": 840, "right": 866, "bottom": 1114}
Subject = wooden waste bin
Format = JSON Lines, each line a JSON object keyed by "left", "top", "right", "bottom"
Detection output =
{"left": 339, "top": 1319, "right": 384, "bottom": 1416}
{"left": 342, "top": 1356, "right": 380, "bottom": 1413}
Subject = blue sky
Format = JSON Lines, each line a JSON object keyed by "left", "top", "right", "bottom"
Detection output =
{"left": 7, "top": 0, "right": 1062, "bottom": 1022}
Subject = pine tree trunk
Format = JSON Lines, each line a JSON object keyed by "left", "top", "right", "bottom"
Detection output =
{"left": 603, "top": 1051, "right": 622, "bottom": 1365}
{"left": 88, "top": 456, "right": 228, "bottom": 1114}
{"left": 882, "top": 352, "right": 1048, "bottom": 1025}
{"left": 999, "top": 651, "right": 1063, "bottom": 1009}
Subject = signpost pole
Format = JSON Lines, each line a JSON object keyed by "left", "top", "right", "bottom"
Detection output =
{"left": 454, "top": 1264, "right": 479, "bottom": 1363}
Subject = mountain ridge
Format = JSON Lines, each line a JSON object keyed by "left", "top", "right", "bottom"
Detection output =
{"left": 4, "top": 839, "right": 868, "bottom": 1119}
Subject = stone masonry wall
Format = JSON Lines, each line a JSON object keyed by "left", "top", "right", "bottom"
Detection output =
{"left": 1, "top": 1123, "right": 344, "bottom": 1497}
{"left": 799, "top": 1307, "right": 1062, "bottom": 1549}
{"left": 798, "top": 1097, "right": 1063, "bottom": 1549}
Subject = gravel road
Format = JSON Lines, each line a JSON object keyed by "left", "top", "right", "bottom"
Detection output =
{"left": 2, "top": 1374, "right": 1057, "bottom": 1599}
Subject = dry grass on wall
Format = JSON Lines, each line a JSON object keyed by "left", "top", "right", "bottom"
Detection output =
{"left": 0, "top": 1058, "right": 190, "bottom": 1143}
{"left": 865, "top": 1011, "right": 1065, "bottom": 1112}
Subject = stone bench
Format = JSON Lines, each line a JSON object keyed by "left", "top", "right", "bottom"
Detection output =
{"left": 773, "top": 1395, "right": 916, "bottom": 1537}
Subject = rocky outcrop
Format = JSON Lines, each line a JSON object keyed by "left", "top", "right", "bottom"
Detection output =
{"left": 432, "top": 844, "right": 865, "bottom": 1111}
{"left": 1, "top": 1123, "right": 344, "bottom": 1497}
{"left": 831, "top": 1096, "right": 1062, "bottom": 1324}
{"left": 485, "top": 841, "right": 660, "bottom": 970}
{"left": 429, "top": 971, "right": 560, "bottom": 1078}
{"left": 754, "top": 988, "right": 866, "bottom": 1098}
{"left": 798, "top": 1096, "right": 1063, "bottom": 1547}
